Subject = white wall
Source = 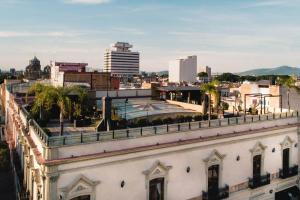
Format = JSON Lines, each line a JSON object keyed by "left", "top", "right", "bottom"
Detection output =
{"left": 56, "top": 127, "right": 298, "bottom": 200}
{"left": 51, "top": 65, "right": 64, "bottom": 87}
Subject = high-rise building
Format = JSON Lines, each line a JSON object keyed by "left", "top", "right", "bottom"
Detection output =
{"left": 169, "top": 55, "right": 197, "bottom": 83}
{"left": 104, "top": 42, "right": 140, "bottom": 77}
{"left": 198, "top": 66, "right": 212, "bottom": 82}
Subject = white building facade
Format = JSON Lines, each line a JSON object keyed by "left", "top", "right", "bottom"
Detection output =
{"left": 104, "top": 42, "right": 140, "bottom": 77}
{"left": 169, "top": 55, "right": 197, "bottom": 83}
{"left": 2, "top": 82, "right": 300, "bottom": 200}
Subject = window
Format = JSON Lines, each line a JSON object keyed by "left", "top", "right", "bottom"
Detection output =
{"left": 249, "top": 142, "right": 267, "bottom": 177}
{"left": 208, "top": 165, "right": 219, "bottom": 199}
{"left": 253, "top": 155, "right": 262, "bottom": 178}
{"left": 282, "top": 148, "right": 290, "bottom": 171}
{"left": 149, "top": 178, "right": 164, "bottom": 200}
{"left": 143, "top": 161, "right": 172, "bottom": 200}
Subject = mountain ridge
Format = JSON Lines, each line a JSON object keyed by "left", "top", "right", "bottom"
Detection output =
{"left": 238, "top": 66, "right": 300, "bottom": 76}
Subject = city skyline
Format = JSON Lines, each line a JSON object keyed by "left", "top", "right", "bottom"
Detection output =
{"left": 1, "top": 0, "right": 300, "bottom": 72}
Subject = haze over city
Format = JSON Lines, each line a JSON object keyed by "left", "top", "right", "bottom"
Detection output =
{"left": 1, "top": 0, "right": 300, "bottom": 72}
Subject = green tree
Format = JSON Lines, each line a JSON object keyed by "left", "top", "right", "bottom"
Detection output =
{"left": 198, "top": 72, "right": 208, "bottom": 78}
{"left": 28, "top": 84, "right": 86, "bottom": 135}
{"left": 55, "top": 87, "right": 72, "bottom": 135}
{"left": 28, "top": 84, "right": 57, "bottom": 120}
{"left": 215, "top": 73, "right": 240, "bottom": 82}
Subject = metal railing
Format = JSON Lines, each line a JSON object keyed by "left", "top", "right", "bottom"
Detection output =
{"left": 279, "top": 165, "right": 298, "bottom": 179}
{"left": 46, "top": 111, "right": 299, "bottom": 147}
{"left": 202, "top": 184, "right": 229, "bottom": 200}
{"left": 248, "top": 173, "right": 270, "bottom": 189}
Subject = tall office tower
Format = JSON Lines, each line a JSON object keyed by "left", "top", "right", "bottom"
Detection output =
{"left": 104, "top": 42, "right": 140, "bottom": 77}
{"left": 169, "top": 55, "right": 197, "bottom": 83}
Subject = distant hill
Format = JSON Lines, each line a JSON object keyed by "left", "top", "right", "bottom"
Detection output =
{"left": 238, "top": 66, "right": 300, "bottom": 76}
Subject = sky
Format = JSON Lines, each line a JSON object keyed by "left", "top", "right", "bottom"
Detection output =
{"left": 1, "top": 0, "right": 300, "bottom": 73}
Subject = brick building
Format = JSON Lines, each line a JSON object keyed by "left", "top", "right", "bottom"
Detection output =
{"left": 51, "top": 62, "right": 119, "bottom": 90}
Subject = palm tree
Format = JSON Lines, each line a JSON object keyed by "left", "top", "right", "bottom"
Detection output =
{"left": 28, "top": 84, "right": 91, "bottom": 135}
{"left": 28, "top": 84, "right": 57, "bottom": 120}
{"left": 277, "top": 76, "right": 297, "bottom": 112}
{"left": 55, "top": 87, "right": 72, "bottom": 136}
{"left": 201, "top": 81, "right": 219, "bottom": 120}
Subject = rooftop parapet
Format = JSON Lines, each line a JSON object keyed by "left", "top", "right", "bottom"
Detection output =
{"left": 35, "top": 111, "right": 298, "bottom": 147}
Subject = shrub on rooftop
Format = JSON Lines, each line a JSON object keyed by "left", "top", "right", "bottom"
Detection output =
{"left": 137, "top": 118, "right": 148, "bottom": 127}
{"left": 152, "top": 118, "right": 163, "bottom": 126}
{"left": 194, "top": 115, "right": 203, "bottom": 121}
{"left": 176, "top": 115, "right": 185, "bottom": 123}
{"left": 162, "top": 117, "right": 173, "bottom": 124}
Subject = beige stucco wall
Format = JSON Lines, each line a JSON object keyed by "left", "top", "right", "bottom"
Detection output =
{"left": 166, "top": 100, "right": 204, "bottom": 113}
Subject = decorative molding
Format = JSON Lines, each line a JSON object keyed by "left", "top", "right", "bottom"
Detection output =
{"left": 143, "top": 160, "right": 172, "bottom": 178}
{"left": 203, "top": 149, "right": 226, "bottom": 167}
{"left": 280, "top": 136, "right": 294, "bottom": 149}
{"left": 249, "top": 142, "right": 267, "bottom": 156}
{"left": 203, "top": 150, "right": 226, "bottom": 190}
{"left": 143, "top": 160, "right": 171, "bottom": 200}
{"left": 60, "top": 174, "right": 100, "bottom": 200}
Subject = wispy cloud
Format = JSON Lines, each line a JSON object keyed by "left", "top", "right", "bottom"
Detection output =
{"left": 245, "top": 0, "right": 295, "bottom": 8}
{"left": 112, "top": 27, "right": 145, "bottom": 35}
{"left": 0, "top": 31, "right": 82, "bottom": 38}
{"left": 63, "top": 0, "right": 111, "bottom": 4}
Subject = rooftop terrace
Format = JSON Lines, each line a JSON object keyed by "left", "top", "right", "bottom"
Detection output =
{"left": 21, "top": 105, "right": 298, "bottom": 148}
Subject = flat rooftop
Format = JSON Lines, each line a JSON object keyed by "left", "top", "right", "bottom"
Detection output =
{"left": 111, "top": 99, "right": 197, "bottom": 120}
